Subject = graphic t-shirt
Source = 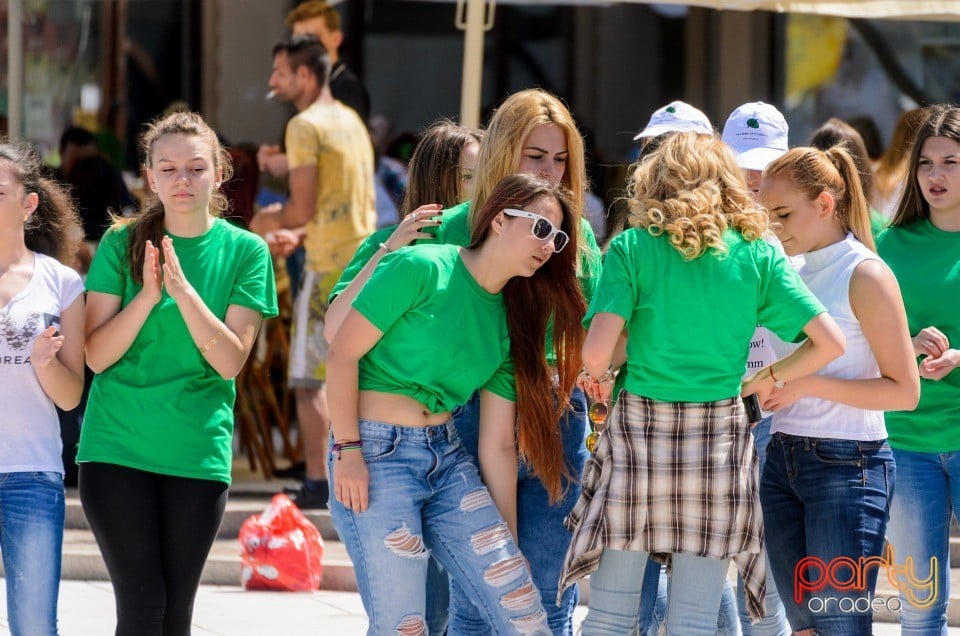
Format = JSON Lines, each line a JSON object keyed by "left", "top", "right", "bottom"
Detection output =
{"left": 78, "top": 219, "right": 278, "bottom": 483}
{"left": 286, "top": 100, "right": 376, "bottom": 273}
{"left": 587, "top": 228, "right": 825, "bottom": 403}
{"left": 877, "top": 220, "right": 960, "bottom": 452}
{"left": 0, "top": 253, "right": 84, "bottom": 473}
{"left": 353, "top": 244, "right": 515, "bottom": 412}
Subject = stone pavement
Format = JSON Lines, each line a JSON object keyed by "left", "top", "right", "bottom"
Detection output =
{"left": 0, "top": 579, "right": 953, "bottom": 635}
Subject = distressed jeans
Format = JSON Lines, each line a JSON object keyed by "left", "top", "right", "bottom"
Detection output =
{"left": 329, "top": 419, "right": 549, "bottom": 635}
{"left": 0, "top": 471, "right": 64, "bottom": 636}
{"left": 447, "top": 389, "right": 589, "bottom": 635}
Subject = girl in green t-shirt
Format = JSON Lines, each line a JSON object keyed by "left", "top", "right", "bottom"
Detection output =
{"left": 877, "top": 104, "right": 960, "bottom": 632}
{"left": 78, "top": 112, "right": 277, "bottom": 633}
{"left": 561, "top": 133, "right": 845, "bottom": 634}
{"left": 326, "top": 173, "right": 585, "bottom": 634}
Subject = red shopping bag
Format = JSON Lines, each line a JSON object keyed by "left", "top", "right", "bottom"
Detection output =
{"left": 239, "top": 493, "right": 324, "bottom": 591}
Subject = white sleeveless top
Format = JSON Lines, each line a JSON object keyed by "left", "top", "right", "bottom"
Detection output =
{"left": 0, "top": 253, "right": 84, "bottom": 473}
{"left": 771, "top": 234, "right": 886, "bottom": 441}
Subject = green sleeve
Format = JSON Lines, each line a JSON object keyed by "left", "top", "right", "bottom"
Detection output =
{"left": 229, "top": 234, "right": 279, "bottom": 318}
{"left": 577, "top": 217, "right": 603, "bottom": 305}
{"left": 756, "top": 243, "right": 826, "bottom": 343}
{"left": 583, "top": 232, "right": 637, "bottom": 328}
{"left": 85, "top": 226, "right": 129, "bottom": 296}
{"left": 352, "top": 248, "right": 429, "bottom": 334}
{"left": 328, "top": 227, "right": 396, "bottom": 303}
{"left": 483, "top": 354, "right": 517, "bottom": 402}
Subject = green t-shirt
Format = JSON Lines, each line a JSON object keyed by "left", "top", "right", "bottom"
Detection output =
{"left": 78, "top": 219, "right": 279, "bottom": 483}
{"left": 869, "top": 208, "right": 888, "bottom": 242}
{"left": 353, "top": 244, "right": 515, "bottom": 412}
{"left": 588, "top": 228, "right": 825, "bottom": 403}
{"left": 877, "top": 220, "right": 960, "bottom": 452}
{"left": 436, "top": 200, "right": 603, "bottom": 364}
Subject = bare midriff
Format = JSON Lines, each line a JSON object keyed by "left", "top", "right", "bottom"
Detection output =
{"left": 358, "top": 391, "right": 452, "bottom": 428}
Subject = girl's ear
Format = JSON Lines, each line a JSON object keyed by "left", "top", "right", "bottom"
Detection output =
{"left": 816, "top": 190, "right": 836, "bottom": 219}
{"left": 23, "top": 191, "right": 38, "bottom": 220}
{"left": 490, "top": 211, "right": 505, "bottom": 237}
{"left": 146, "top": 169, "right": 157, "bottom": 193}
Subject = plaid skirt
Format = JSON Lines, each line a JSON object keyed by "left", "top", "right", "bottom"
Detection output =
{"left": 558, "top": 391, "right": 767, "bottom": 622}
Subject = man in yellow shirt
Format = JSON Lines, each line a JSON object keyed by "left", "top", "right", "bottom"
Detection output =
{"left": 253, "top": 34, "right": 376, "bottom": 508}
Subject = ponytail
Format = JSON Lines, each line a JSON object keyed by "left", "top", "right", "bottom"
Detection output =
{"left": 0, "top": 141, "right": 82, "bottom": 266}
{"left": 826, "top": 146, "right": 875, "bottom": 252}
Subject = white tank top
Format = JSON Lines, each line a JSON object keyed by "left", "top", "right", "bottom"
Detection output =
{"left": 771, "top": 234, "right": 886, "bottom": 441}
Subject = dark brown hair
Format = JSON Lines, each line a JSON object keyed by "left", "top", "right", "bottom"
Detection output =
{"left": 809, "top": 117, "right": 876, "bottom": 206}
{"left": 891, "top": 105, "right": 959, "bottom": 227}
{"left": 118, "top": 111, "right": 233, "bottom": 284}
{"left": 0, "top": 140, "right": 81, "bottom": 264}
{"left": 272, "top": 34, "right": 330, "bottom": 87}
{"left": 469, "top": 173, "right": 586, "bottom": 502}
{"left": 400, "top": 120, "right": 482, "bottom": 216}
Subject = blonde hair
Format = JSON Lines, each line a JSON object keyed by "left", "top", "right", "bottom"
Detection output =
{"left": 471, "top": 89, "right": 586, "bottom": 235}
{"left": 764, "top": 146, "right": 875, "bottom": 252}
{"left": 627, "top": 132, "right": 767, "bottom": 258}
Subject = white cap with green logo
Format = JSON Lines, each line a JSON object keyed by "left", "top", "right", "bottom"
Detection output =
{"left": 634, "top": 100, "right": 714, "bottom": 141}
{"left": 721, "top": 101, "right": 789, "bottom": 171}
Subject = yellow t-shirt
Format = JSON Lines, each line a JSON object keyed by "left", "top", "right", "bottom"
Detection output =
{"left": 285, "top": 100, "right": 376, "bottom": 273}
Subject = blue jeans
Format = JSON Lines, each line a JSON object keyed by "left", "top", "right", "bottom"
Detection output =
{"left": 585, "top": 549, "right": 731, "bottom": 635}
{"left": 0, "top": 471, "right": 64, "bottom": 636}
{"left": 637, "top": 559, "right": 741, "bottom": 635}
{"left": 328, "top": 419, "right": 549, "bottom": 635}
{"left": 447, "top": 389, "right": 589, "bottom": 635}
{"left": 885, "top": 447, "right": 960, "bottom": 635}
{"left": 760, "top": 433, "right": 894, "bottom": 635}
{"left": 737, "top": 417, "right": 790, "bottom": 636}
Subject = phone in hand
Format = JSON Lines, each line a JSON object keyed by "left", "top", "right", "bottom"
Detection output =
{"left": 743, "top": 393, "right": 762, "bottom": 425}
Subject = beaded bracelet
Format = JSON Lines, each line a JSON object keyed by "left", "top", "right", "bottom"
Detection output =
{"left": 200, "top": 329, "right": 224, "bottom": 353}
{"left": 581, "top": 365, "right": 615, "bottom": 385}
{"left": 332, "top": 439, "right": 363, "bottom": 460}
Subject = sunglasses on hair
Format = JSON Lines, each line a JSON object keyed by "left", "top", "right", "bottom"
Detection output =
{"left": 502, "top": 209, "right": 570, "bottom": 253}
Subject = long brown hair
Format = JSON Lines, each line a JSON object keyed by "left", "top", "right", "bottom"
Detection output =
{"left": 469, "top": 173, "right": 586, "bottom": 502}
{"left": 891, "top": 105, "right": 959, "bottom": 228}
{"left": 0, "top": 140, "right": 81, "bottom": 265}
{"left": 399, "top": 120, "right": 482, "bottom": 216}
{"left": 116, "top": 111, "right": 233, "bottom": 284}
{"left": 875, "top": 108, "right": 925, "bottom": 205}
{"left": 765, "top": 146, "right": 875, "bottom": 251}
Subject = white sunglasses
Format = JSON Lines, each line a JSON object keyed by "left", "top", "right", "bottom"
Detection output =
{"left": 502, "top": 208, "right": 570, "bottom": 252}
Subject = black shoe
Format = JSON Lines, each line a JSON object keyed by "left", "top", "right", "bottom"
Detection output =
{"left": 285, "top": 483, "right": 328, "bottom": 510}
{"left": 273, "top": 461, "right": 306, "bottom": 481}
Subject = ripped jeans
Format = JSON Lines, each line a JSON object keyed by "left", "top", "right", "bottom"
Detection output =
{"left": 329, "top": 419, "right": 550, "bottom": 635}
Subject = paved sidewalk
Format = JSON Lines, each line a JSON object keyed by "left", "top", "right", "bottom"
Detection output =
{"left": 0, "top": 579, "right": 953, "bottom": 634}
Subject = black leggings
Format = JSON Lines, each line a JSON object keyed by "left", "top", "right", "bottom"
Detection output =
{"left": 79, "top": 462, "right": 228, "bottom": 636}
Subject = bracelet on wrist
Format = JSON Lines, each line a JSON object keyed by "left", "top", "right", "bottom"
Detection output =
{"left": 332, "top": 439, "right": 363, "bottom": 461}
{"left": 769, "top": 366, "right": 785, "bottom": 389}
{"left": 581, "top": 365, "right": 615, "bottom": 385}
{"left": 379, "top": 242, "right": 392, "bottom": 253}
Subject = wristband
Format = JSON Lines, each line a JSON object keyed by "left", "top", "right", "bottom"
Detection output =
{"left": 332, "top": 439, "right": 363, "bottom": 460}
{"left": 379, "top": 242, "right": 392, "bottom": 253}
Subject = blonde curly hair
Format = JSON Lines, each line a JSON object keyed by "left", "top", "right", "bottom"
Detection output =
{"left": 627, "top": 132, "right": 767, "bottom": 259}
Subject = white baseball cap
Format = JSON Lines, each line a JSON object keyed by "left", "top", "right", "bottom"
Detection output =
{"left": 634, "top": 101, "right": 714, "bottom": 141}
{"left": 721, "top": 101, "right": 790, "bottom": 171}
